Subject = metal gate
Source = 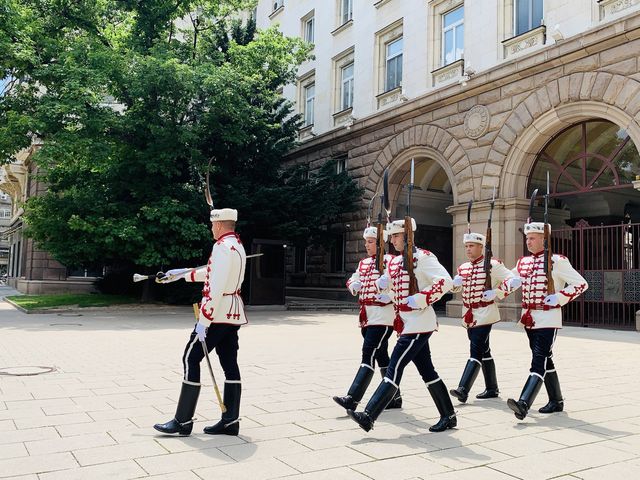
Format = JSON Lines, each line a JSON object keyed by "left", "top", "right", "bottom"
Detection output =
{"left": 551, "top": 220, "right": 640, "bottom": 330}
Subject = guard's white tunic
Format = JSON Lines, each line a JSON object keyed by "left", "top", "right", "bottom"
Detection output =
{"left": 513, "top": 251, "right": 588, "bottom": 329}
{"left": 185, "top": 232, "right": 247, "bottom": 326}
{"left": 451, "top": 256, "right": 515, "bottom": 328}
{"left": 385, "top": 248, "right": 453, "bottom": 335}
{"left": 346, "top": 254, "right": 395, "bottom": 327}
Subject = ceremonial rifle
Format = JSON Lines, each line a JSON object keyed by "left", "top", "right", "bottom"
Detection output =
{"left": 404, "top": 159, "right": 418, "bottom": 295}
{"left": 484, "top": 187, "right": 496, "bottom": 290}
{"left": 377, "top": 168, "right": 391, "bottom": 273}
{"left": 544, "top": 172, "right": 555, "bottom": 294}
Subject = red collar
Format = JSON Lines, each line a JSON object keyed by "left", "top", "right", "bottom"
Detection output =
{"left": 217, "top": 232, "right": 240, "bottom": 242}
{"left": 531, "top": 250, "right": 544, "bottom": 257}
{"left": 471, "top": 255, "right": 484, "bottom": 265}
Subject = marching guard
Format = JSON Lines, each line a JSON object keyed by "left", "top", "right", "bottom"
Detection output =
{"left": 507, "top": 185, "right": 588, "bottom": 420}
{"left": 347, "top": 161, "right": 456, "bottom": 433}
{"left": 153, "top": 207, "right": 247, "bottom": 436}
{"left": 449, "top": 196, "right": 518, "bottom": 403}
{"left": 334, "top": 224, "right": 402, "bottom": 412}
{"left": 449, "top": 232, "right": 517, "bottom": 403}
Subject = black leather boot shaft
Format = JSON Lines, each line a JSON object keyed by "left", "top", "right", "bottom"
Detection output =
{"left": 428, "top": 379, "right": 457, "bottom": 432}
{"left": 204, "top": 382, "right": 241, "bottom": 435}
{"left": 381, "top": 367, "right": 402, "bottom": 409}
{"left": 539, "top": 370, "right": 564, "bottom": 413}
{"left": 449, "top": 359, "right": 481, "bottom": 403}
{"left": 347, "top": 379, "right": 398, "bottom": 432}
{"left": 365, "top": 380, "right": 398, "bottom": 421}
{"left": 507, "top": 374, "right": 543, "bottom": 420}
{"left": 154, "top": 382, "right": 201, "bottom": 435}
{"left": 333, "top": 365, "right": 375, "bottom": 410}
{"left": 476, "top": 358, "right": 499, "bottom": 399}
{"left": 348, "top": 365, "right": 375, "bottom": 402}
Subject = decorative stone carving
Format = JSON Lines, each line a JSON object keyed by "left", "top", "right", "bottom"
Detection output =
{"left": 599, "top": 0, "right": 640, "bottom": 20}
{"left": 464, "top": 105, "right": 491, "bottom": 139}
{"left": 502, "top": 25, "right": 546, "bottom": 60}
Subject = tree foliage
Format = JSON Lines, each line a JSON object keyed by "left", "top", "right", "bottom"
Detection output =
{"left": 0, "top": 0, "right": 363, "bottom": 271}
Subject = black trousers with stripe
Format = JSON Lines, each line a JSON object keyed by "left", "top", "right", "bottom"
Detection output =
{"left": 525, "top": 327, "right": 557, "bottom": 377}
{"left": 467, "top": 324, "right": 492, "bottom": 361}
{"left": 360, "top": 325, "right": 393, "bottom": 369}
{"left": 182, "top": 323, "right": 241, "bottom": 384}
{"left": 384, "top": 332, "right": 439, "bottom": 386}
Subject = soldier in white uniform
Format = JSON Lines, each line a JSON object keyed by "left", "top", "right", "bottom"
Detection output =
{"left": 347, "top": 218, "right": 456, "bottom": 433}
{"left": 333, "top": 226, "right": 402, "bottom": 412}
{"left": 449, "top": 232, "right": 518, "bottom": 403}
{"left": 507, "top": 221, "right": 588, "bottom": 420}
{"left": 154, "top": 208, "right": 247, "bottom": 436}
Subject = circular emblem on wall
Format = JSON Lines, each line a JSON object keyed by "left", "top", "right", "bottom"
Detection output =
{"left": 464, "top": 105, "right": 491, "bottom": 140}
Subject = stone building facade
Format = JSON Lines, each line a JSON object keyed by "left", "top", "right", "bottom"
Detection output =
{"left": 257, "top": 1, "right": 640, "bottom": 327}
{"left": 0, "top": 145, "right": 96, "bottom": 294}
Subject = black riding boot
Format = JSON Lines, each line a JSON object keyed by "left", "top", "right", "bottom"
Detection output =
{"left": 333, "top": 365, "right": 374, "bottom": 411}
{"left": 204, "top": 382, "right": 241, "bottom": 435}
{"left": 380, "top": 367, "right": 402, "bottom": 409}
{"left": 428, "top": 379, "right": 457, "bottom": 432}
{"left": 538, "top": 370, "right": 564, "bottom": 413}
{"left": 507, "top": 374, "right": 543, "bottom": 420}
{"left": 476, "top": 357, "right": 500, "bottom": 399}
{"left": 449, "top": 359, "right": 481, "bottom": 403}
{"left": 154, "top": 382, "right": 200, "bottom": 435}
{"left": 347, "top": 380, "right": 398, "bottom": 432}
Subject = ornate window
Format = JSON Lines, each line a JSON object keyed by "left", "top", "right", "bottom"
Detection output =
{"left": 528, "top": 120, "right": 640, "bottom": 197}
{"left": 442, "top": 6, "right": 464, "bottom": 66}
{"left": 515, "top": 0, "right": 543, "bottom": 36}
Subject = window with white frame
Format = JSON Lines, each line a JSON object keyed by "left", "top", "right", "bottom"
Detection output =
{"left": 515, "top": 0, "right": 543, "bottom": 36}
{"left": 385, "top": 37, "right": 403, "bottom": 92}
{"left": 340, "top": 63, "right": 354, "bottom": 110}
{"left": 0, "top": 209, "right": 11, "bottom": 218}
{"left": 336, "top": 156, "right": 347, "bottom": 174}
{"left": 341, "top": 0, "right": 353, "bottom": 25}
{"left": 304, "top": 15, "right": 315, "bottom": 43}
{"left": 304, "top": 83, "right": 315, "bottom": 126}
{"left": 442, "top": 6, "right": 464, "bottom": 66}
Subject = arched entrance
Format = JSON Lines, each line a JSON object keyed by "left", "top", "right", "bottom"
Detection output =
{"left": 528, "top": 119, "right": 640, "bottom": 329}
{"left": 387, "top": 155, "right": 454, "bottom": 310}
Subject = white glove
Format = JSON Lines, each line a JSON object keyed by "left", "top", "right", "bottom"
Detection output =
{"left": 349, "top": 281, "right": 362, "bottom": 295}
{"left": 543, "top": 294, "right": 559, "bottom": 307}
{"left": 452, "top": 275, "right": 463, "bottom": 288}
{"left": 482, "top": 289, "right": 497, "bottom": 301}
{"left": 375, "top": 275, "right": 390, "bottom": 290}
{"left": 156, "top": 268, "right": 191, "bottom": 283}
{"left": 507, "top": 277, "right": 523, "bottom": 290}
{"left": 195, "top": 322, "right": 207, "bottom": 342}
{"left": 403, "top": 294, "right": 421, "bottom": 310}
{"left": 375, "top": 293, "right": 392, "bottom": 304}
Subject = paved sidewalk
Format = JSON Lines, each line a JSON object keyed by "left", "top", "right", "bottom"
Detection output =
{"left": 1, "top": 298, "right": 640, "bottom": 480}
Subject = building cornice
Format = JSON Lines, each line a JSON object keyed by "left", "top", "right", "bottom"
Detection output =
{"left": 287, "top": 10, "right": 640, "bottom": 159}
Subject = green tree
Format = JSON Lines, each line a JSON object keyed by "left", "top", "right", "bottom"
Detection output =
{"left": 0, "top": 0, "right": 362, "bottom": 278}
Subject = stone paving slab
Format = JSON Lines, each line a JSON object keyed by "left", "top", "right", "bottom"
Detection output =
{"left": 1, "top": 294, "right": 640, "bottom": 479}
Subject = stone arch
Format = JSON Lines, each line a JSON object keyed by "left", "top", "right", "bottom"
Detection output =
{"left": 364, "top": 124, "right": 474, "bottom": 204}
{"left": 486, "top": 72, "right": 640, "bottom": 199}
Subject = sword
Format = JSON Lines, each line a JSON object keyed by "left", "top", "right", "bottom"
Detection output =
{"left": 193, "top": 303, "right": 226, "bottom": 413}
{"left": 466, "top": 199, "right": 473, "bottom": 235}
{"left": 133, "top": 254, "right": 264, "bottom": 283}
